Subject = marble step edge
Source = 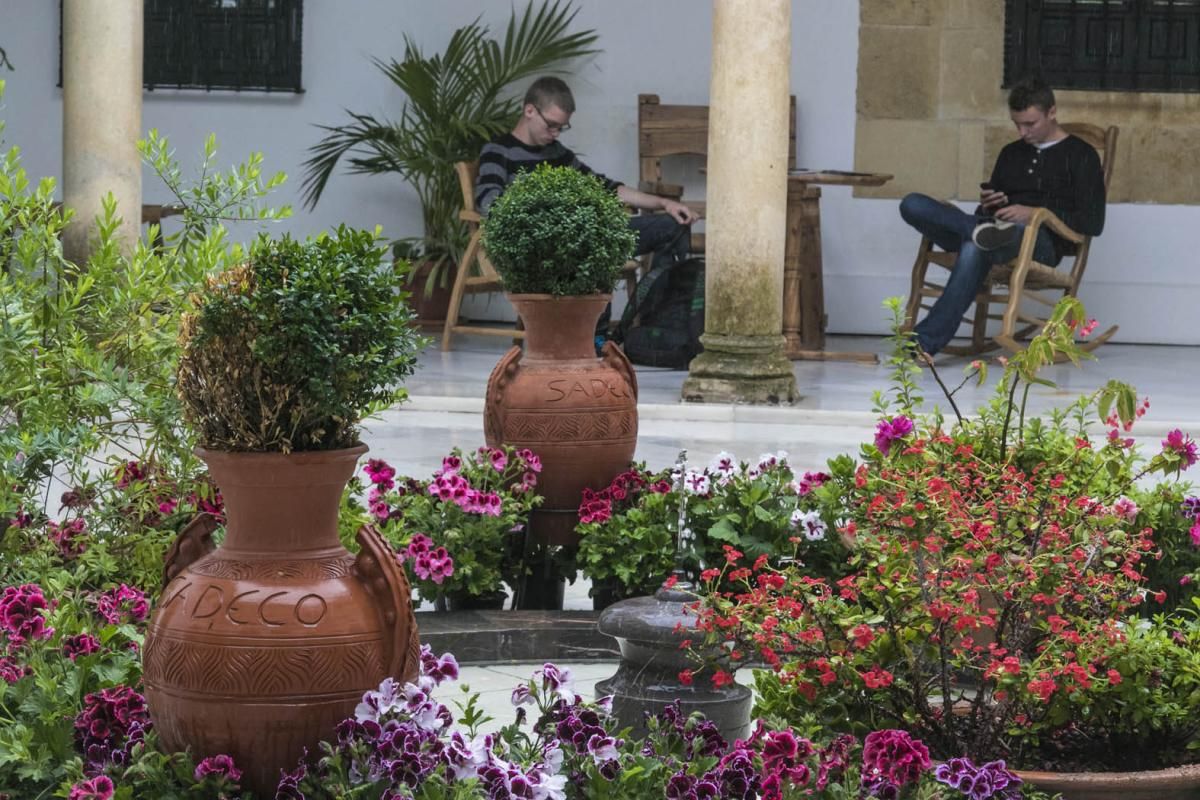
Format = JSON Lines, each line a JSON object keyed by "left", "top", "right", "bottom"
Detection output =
{"left": 396, "top": 395, "right": 1196, "bottom": 438}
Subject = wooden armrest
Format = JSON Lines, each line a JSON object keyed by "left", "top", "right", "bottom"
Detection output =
{"left": 1024, "top": 207, "right": 1084, "bottom": 245}
{"left": 459, "top": 209, "right": 482, "bottom": 223}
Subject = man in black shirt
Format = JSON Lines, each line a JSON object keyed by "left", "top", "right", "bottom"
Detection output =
{"left": 899, "top": 76, "right": 1106, "bottom": 357}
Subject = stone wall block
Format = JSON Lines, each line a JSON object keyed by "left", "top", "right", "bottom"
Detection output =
{"left": 853, "top": 119, "right": 959, "bottom": 199}
{"left": 857, "top": 26, "right": 941, "bottom": 119}
{"left": 956, "top": 122, "right": 987, "bottom": 200}
{"left": 938, "top": 28, "right": 1005, "bottom": 119}
{"left": 944, "top": 0, "right": 1004, "bottom": 30}
{"left": 1128, "top": 127, "right": 1200, "bottom": 204}
{"left": 861, "top": 0, "right": 945, "bottom": 27}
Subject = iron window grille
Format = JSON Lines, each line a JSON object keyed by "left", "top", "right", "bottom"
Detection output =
{"left": 59, "top": 0, "right": 304, "bottom": 93}
{"left": 1005, "top": 0, "right": 1200, "bottom": 92}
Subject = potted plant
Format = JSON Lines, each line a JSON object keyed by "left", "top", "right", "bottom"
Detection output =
{"left": 690, "top": 298, "right": 1200, "bottom": 798}
{"left": 359, "top": 446, "right": 544, "bottom": 610}
{"left": 300, "top": 0, "right": 599, "bottom": 321}
{"left": 142, "top": 227, "right": 427, "bottom": 796}
{"left": 479, "top": 164, "right": 638, "bottom": 608}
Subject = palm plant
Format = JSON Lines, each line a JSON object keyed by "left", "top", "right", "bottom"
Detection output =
{"left": 301, "top": 1, "right": 599, "bottom": 283}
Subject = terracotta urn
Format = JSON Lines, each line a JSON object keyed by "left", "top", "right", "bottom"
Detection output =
{"left": 142, "top": 445, "right": 420, "bottom": 797}
{"left": 485, "top": 293, "right": 638, "bottom": 547}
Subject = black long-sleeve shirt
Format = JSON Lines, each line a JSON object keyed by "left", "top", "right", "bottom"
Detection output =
{"left": 475, "top": 133, "right": 622, "bottom": 215}
{"left": 988, "top": 134, "right": 1106, "bottom": 260}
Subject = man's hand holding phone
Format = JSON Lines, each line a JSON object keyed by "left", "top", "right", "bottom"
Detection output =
{"left": 980, "top": 181, "right": 1007, "bottom": 213}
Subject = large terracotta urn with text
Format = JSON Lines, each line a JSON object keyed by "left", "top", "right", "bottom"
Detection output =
{"left": 142, "top": 445, "right": 420, "bottom": 797}
{"left": 485, "top": 294, "right": 638, "bottom": 548}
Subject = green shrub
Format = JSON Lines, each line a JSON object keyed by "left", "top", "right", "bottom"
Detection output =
{"left": 482, "top": 164, "right": 635, "bottom": 295}
{"left": 176, "top": 227, "right": 425, "bottom": 452}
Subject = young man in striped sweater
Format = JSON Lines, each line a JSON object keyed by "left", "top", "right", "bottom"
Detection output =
{"left": 476, "top": 76, "right": 700, "bottom": 285}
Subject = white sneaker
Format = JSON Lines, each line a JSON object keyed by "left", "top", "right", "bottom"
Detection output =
{"left": 971, "top": 220, "right": 1021, "bottom": 251}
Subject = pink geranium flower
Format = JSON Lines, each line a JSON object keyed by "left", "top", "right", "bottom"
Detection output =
{"left": 1162, "top": 429, "right": 1198, "bottom": 470}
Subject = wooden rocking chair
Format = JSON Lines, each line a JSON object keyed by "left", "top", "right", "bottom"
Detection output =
{"left": 903, "top": 122, "right": 1119, "bottom": 357}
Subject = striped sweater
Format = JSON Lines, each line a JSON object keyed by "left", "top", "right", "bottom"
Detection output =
{"left": 474, "top": 133, "right": 622, "bottom": 214}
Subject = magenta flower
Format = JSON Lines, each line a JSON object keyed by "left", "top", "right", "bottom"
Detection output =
{"left": 49, "top": 518, "right": 88, "bottom": 558}
{"left": 94, "top": 584, "right": 148, "bottom": 625}
{"left": 194, "top": 753, "right": 243, "bottom": 784}
{"left": 364, "top": 458, "right": 396, "bottom": 489}
{"left": 63, "top": 633, "right": 102, "bottom": 661}
{"left": 157, "top": 497, "right": 179, "bottom": 515}
{"left": 517, "top": 448, "right": 543, "bottom": 473}
{"left": 0, "top": 583, "right": 54, "bottom": 647}
{"left": 68, "top": 775, "right": 115, "bottom": 800}
{"left": 114, "top": 460, "right": 147, "bottom": 489}
{"left": 489, "top": 448, "right": 509, "bottom": 471}
{"left": 874, "top": 415, "right": 915, "bottom": 455}
{"left": 0, "top": 655, "right": 31, "bottom": 683}
{"left": 1162, "top": 429, "right": 1198, "bottom": 469}
{"left": 861, "top": 729, "right": 930, "bottom": 787}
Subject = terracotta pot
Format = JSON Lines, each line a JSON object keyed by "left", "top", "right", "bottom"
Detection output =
{"left": 485, "top": 294, "right": 638, "bottom": 547}
{"left": 406, "top": 260, "right": 455, "bottom": 328}
{"left": 143, "top": 445, "right": 420, "bottom": 797}
{"left": 1014, "top": 763, "right": 1200, "bottom": 800}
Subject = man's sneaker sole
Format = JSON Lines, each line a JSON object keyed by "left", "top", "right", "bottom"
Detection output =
{"left": 972, "top": 221, "right": 1021, "bottom": 251}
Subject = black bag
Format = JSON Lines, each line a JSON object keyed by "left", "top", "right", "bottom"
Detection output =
{"left": 613, "top": 257, "right": 704, "bottom": 369}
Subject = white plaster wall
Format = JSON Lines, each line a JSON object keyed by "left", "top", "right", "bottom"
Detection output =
{"left": 1, "top": 0, "right": 1196, "bottom": 343}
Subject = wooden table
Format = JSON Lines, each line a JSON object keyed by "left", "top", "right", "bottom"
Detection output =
{"left": 784, "top": 170, "right": 892, "bottom": 363}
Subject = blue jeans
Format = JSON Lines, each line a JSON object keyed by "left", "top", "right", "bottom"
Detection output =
{"left": 900, "top": 193, "right": 1059, "bottom": 355}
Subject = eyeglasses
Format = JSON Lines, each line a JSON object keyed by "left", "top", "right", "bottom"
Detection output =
{"left": 534, "top": 106, "right": 571, "bottom": 133}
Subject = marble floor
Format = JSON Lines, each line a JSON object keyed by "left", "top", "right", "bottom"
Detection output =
{"left": 375, "top": 332, "right": 1200, "bottom": 728}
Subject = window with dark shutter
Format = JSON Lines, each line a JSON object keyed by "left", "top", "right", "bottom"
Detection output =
{"left": 60, "top": 0, "right": 304, "bottom": 93}
{"left": 1005, "top": 0, "right": 1200, "bottom": 92}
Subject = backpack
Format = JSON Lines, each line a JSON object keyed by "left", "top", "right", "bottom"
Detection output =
{"left": 613, "top": 257, "right": 705, "bottom": 369}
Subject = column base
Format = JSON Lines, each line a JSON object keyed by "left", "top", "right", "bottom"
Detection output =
{"left": 681, "top": 333, "right": 800, "bottom": 405}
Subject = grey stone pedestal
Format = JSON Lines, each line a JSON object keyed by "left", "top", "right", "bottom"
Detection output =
{"left": 595, "top": 586, "right": 751, "bottom": 741}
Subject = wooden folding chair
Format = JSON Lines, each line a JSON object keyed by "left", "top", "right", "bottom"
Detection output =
{"left": 441, "top": 161, "right": 525, "bottom": 351}
{"left": 904, "top": 123, "right": 1119, "bottom": 357}
{"left": 443, "top": 161, "right": 640, "bottom": 350}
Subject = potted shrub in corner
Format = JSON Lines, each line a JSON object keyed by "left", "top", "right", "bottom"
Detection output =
{"left": 141, "top": 227, "right": 426, "bottom": 797}
{"left": 481, "top": 164, "right": 638, "bottom": 609}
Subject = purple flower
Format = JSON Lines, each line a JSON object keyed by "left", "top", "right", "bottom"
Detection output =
{"left": 1163, "top": 429, "right": 1199, "bottom": 469}
{"left": 874, "top": 415, "right": 915, "bottom": 455}
{"left": 816, "top": 733, "right": 856, "bottom": 789}
{"left": 74, "top": 685, "right": 151, "bottom": 773}
{"left": 0, "top": 583, "right": 54, "bottom": 647}
{"left": 68, "top": 775, "right": 114, "bottom": 800}
{"left": 194, "top": 753, "right": 243, "bottom": 784}
{"left": 1183, "top": 496, "right": 1200, "bottom": 520}
{"left": 538, "top": 663, "right": 578, "bottom": 704}
{"left": 934, "top": 756, "right": 1023, "bottom": 800}
{"left": 419, "top": 645, "right": 459, "bottom": 685}
{"left": 861, "top": 729, "right": 931, "bottom": 788}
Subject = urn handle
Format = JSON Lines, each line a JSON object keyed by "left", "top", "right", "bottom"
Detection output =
{"left": 353, "top": 524, "right": 421, "bottom": 683}
{"left": 601, "top": 341, "right": 639, "bottom": 401}
{"left": 484, "top": 345, "right": 523, "bottom": 445}
{"left": 161, "top": 513, "right": 219, "bottom": 590}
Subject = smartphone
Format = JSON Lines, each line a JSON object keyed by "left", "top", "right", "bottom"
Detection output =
{"left": 980, "top": 182, "right": 994, "bottom": 191}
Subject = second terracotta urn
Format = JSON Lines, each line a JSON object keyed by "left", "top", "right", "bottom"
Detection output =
{"left": 485, "top": 294, "right": 639, "bottom": 550}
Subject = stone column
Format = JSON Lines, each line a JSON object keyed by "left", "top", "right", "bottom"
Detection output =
{"left": 62, "top": 0, "right": 143, "bottom": 264}
{"left": 682, "top": 0, "right": 798, "bottom": 404}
